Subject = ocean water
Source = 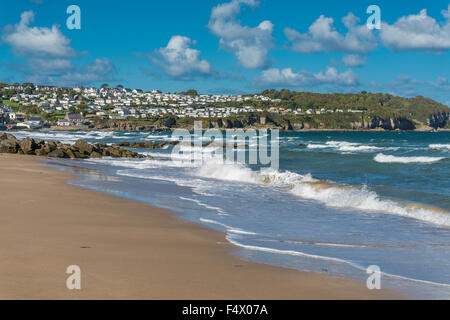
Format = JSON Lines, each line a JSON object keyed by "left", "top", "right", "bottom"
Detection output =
{"left": 11, "top": 130, "right": 450, "bottom": 298}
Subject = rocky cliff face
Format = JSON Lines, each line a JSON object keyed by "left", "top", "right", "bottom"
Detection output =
{"left": 428, "top": 112, "right": 449, "bottom": 128}
{"left": 207, "top": 115, "right": 292, "bottom": 130}
{"left": 369, "top": 117, "right": 416, "bottom": 130}
{"left": 87, "top": 114, "right": 431, "bottom": 131}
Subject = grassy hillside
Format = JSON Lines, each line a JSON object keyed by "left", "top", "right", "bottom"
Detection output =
{"left": 260, "top": 90, "right": 449, "bottom": 124}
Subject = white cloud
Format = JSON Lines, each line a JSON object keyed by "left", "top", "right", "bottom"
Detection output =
{"left": 208, "top": 0, "right": 274, "bottom": 69}
{"left": 341, "top": 54, "right": 366, "bottom": 67}
{"left": 2, "top": 11, "right": 115, "bottom": 86}
{"left": 285, "top": 13, "right": 376, "bottom": 54}
{"left": 380, "top": 6, "right": 450, "bottom": 52}
{"left": 2, "top": 11, "right": 75, "bottom": 58}
{"left": 256, "top": 67, "right": 359, "bottom": 87}
{"left": 151, "top": 35, "right": 214, "bottom": 79}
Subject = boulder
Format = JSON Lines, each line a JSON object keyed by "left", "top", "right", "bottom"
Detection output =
{"left": 47, "top": 149, "right": 69, "bottom": 158}
{"left": 64, "top": 149, "right": 76, "bottom": 159}
{"left": 0, "top": 140, "right": 20, "bottom": 153}
{"left": 90, "top": 151, "right": 102, "bottom": 158}
{"left": 73, "top": 152, "right": 89, "bottom": 159}
{"left": 43, "top": 141, "right": 58, "bottom": 153}
{"left": 20, "top": 137, "right": 38, "bottom": 155}
{"left": 34, "top": 148, "right": 48, "bottom": 156}
{"left": 0, "top": 133, "right": 20, "bottom": 144}
{"left": 74, "top": 139, "right": 94, "bottom": 154}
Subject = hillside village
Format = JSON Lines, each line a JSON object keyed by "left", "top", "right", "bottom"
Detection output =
{"left": 0, "top": 83, "right": 366, "bottom": 129}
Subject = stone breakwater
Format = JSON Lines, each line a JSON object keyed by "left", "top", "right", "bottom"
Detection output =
{"left": 0, "top": 133, "right": 149, "bottom": 159}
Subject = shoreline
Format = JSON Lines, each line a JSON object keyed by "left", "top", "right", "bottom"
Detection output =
{"left": 0, "top": 154, "right": 403, "bottom": 299}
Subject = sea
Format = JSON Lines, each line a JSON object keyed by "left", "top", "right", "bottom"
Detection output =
{"left": 10, "top": 130, "right": 450, "bottom": 299}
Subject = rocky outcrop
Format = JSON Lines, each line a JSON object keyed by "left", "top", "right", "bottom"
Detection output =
{"left": 0, "top": 133, "right": 20, "bottom": 153}
{"left": 0, "top": 134, "right": 148, "bottom": 159}
{"left": 428, "top": 112, "right": 449, "bottom": 129}
{"left": 20, "top": 137, "right": 38, "bottom": 155}
{"left": 207, "top": 114, "right": 293, "bottom": 130}
{"left": 369, "top": 117, "right": 416, "bottom": 131}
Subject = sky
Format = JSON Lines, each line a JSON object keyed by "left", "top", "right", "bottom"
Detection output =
{"left": 0, "top": 0, "right": 449, "bottom": 105}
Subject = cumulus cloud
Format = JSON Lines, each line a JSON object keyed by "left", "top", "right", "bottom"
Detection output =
{"left": 1, "top": 11, "right": 115, "bottom": 85}
{"left": 341, "top": 54, "right": 366, "bottom": 67}
{"left": 284, "top": 13, "right": 376, "bottom": 54}
{"left": 256, "top": 67, "right": 359, "bottom": 88}
{"left": 380, "top": 5, "right": 450, "bottom": 52}
{"left": 151, "top": 35, "right": 214, "bottom": 79}
{"left": 208, "top": 0, "right": 274, "bottom": 69}
{"left": 2, "top": 11, "right": 75, "bottom": 58}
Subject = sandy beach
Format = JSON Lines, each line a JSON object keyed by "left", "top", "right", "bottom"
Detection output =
{"left": 0, "top": 154, "right": 401, "bottom": 299}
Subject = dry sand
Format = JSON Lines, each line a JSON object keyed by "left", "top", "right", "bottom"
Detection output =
{"left": 0, "top": 154, "right": 402, "bottom": 299}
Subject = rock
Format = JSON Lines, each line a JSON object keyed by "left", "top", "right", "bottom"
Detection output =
{"left": 74, "top": 152, "right": 89, "bottom": 159}
{"left": 74, "top": 139, "right": 94, "bottom": 154}
{"left": 64, "top": 149, "right": 76, "bottom": 159}
{"left": 95, "top": 143, "right": 107, "bottom": 149}
{"left": 0, "top": 133, "right": 19, "bottom": 143}
{"left": 0, "top": 133, "right": 146, "bottom": 159}
{"left": 0, "top": 140, "right": 20, "bottom": 153}
{"left": 298, "top": 143, "right": 307, "bottom": 148}
{"left": 34, "top": 148, "right": 48, "bottom": 156}
{"left": 106, "top": 147, "right": 122, "bottom": 157}
{"left": 43, "top": 141, "right": 58, "bottom": 153}
{"left": 20, "top": 137, "right": 38, "bottom": 155}
{"left": 47, "top": 149, "right": 69, "bottom": 158}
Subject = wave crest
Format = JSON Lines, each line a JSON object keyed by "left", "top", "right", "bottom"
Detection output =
{"left": 374, "top": 153, "right": 445, "bottom": 164}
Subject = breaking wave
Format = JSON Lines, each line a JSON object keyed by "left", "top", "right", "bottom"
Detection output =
{"left": 194, "top": 161, "right": 450, "bottom": 227}
{"left": 307, "top": 141, "right": 396, "bottom": 152}
{"left": 429, "top": 144, "right": 450, "bottom": 151}
{"left": 374, "top": 153, "right": 445, "bottom": 164}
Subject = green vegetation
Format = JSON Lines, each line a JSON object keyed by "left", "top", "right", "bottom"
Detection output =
{"left": 261, "top": 89, "right": 449, "bottom": 124}
{"left": 2, "top": 100, "right": 20, "bottom": 107}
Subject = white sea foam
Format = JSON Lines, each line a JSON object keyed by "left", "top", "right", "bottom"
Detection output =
{"left": 180, "top": 197, "right": 229, "bottom": 216}
{"left": 429, "top": 144, "right": 450, "bottom": 150}
{"left": 289, "top": 182, "right": 450, "bottom": 227}
{"left": 227, "top": 236, "right": 450, "bottom": 288}
{"left": 200, "top": 218, "right": 257, "bottom": 235}
{"left": 193, "top": 160, "right": 450, "bottom": 227}
{"left": 374, "top": 153, "right": 445, "bottom": 164}
{"left": 10, "top": 130, "right": 116, "bottom": 144}
{"left": 307, "top": 141, "right": 389, "bottom": 152}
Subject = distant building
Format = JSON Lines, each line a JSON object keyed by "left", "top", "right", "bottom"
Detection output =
{"left": 24, "top": 116, "right": 44, "bottom": 129}
{"left": 9, "top": 113, "right": 25, "bottom": 122}
{"left": 57, "top": 113, "right": 84, "bottom": 126}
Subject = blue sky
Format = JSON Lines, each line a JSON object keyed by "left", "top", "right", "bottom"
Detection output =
{"left": 0, "top": 0, "right": 449, "bottom": 105}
